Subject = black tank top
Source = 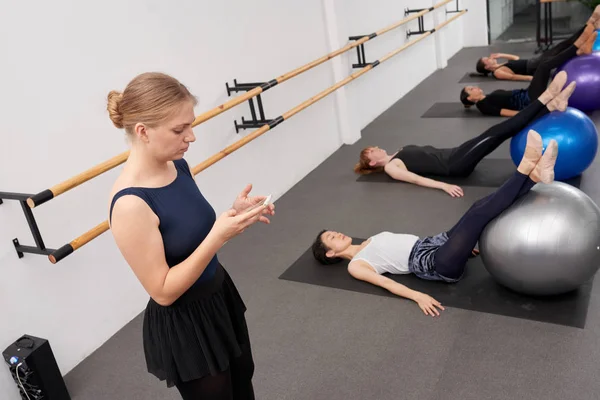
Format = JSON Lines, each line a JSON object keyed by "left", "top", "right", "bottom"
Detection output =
{"left": 109, "top": 159, "right": 220, "bottom": 284}
{"left": 392, "top": 145, "right": 453, "bottom": 176}
{"left": 496, "top": 59, "right": 528, "bottom": 76}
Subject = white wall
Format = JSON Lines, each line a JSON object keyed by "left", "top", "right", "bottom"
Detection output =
{"left": 0, "top": 0, "right": 483, "bottom": 398}
{"left": 462, "top": 0, "right": 490, "bottom": 47}
{"left": 489, "top": 0, "right": 514, "bottom": 41}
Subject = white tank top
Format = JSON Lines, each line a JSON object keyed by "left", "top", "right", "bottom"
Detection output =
{"left": 350, "top": 232, "right": 419, "bottom": 275}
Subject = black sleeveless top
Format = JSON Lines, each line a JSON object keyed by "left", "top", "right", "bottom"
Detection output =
{"left": 392, "top": 145, "right": 453, "bottom": 176}
{"left": 109, "top": 158, "right": 220, "bottom": 284}
{"left": 495, "top": 59, "right": 528, "bottom": 77}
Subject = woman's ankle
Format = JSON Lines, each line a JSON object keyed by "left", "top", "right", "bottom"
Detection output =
{"left": 539, "top": 91, "right": 554, "bottom": 105}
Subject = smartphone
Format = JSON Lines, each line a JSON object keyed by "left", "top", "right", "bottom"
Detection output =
{"left": 245, "top": 194, "right": 272, "bottom": 213}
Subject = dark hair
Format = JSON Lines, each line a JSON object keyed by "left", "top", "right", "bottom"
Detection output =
{"left": 312, "top": 229, "right": 343, "bottom": 265}
{"left": 460, "top": 87, "right": 475, "bottom": 108}
{"left": 475, "top": 58, "right": 489, "bottom": 75}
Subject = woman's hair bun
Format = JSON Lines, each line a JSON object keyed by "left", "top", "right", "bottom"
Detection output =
{"left": 107, "top": 90, "right": 124, "bottom": 129}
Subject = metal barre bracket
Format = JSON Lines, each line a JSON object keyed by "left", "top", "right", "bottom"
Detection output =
{"left": 348, "top": 34, "right": 377, "bottom": 69}
{"left": 404, "top": 7, "right": 431, "bottom": 38}
{"left": 0, "top": 192, "right": 56, "bottom": 260}
{"left": 225, "top": 79, "right": 274, "bottom": 133}
{"left": 446, "top": 0, "right": 461, "bottom": 14}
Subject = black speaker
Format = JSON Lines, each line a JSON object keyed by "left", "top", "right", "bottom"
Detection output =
{"left": 2, "top": 334, "right": 71, "bottom": 400}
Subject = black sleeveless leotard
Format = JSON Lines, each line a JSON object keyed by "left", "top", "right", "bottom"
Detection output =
{"left": 392, "top": 145, "right": 454, "bottom": 176}
{"left": 495, "top": 59, "right": 529, "bottom": 77}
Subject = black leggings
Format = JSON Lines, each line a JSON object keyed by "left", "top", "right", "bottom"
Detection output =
{"left": 447, "top": 98, "right": 548, "bottom": 176}
{"left": 175, "top": 342, "right": 255, "bottom": 400}
{"left": 526, "top": 43, "right": 578, "bottom": 100}
{"left": 527, "top": 25, "right": 586, "bottom": 73}
{"left": 434, "top": 170, "right": 536, "bottom": 280}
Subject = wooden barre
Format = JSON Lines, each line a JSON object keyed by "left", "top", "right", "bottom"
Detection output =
{"left": 48, "top": 7, "right": 467, "bottom": 264}
{"left": 27, "top": 0, "right": 452, "bottom": 209}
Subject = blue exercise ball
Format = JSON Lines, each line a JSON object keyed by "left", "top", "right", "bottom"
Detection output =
{"left": 594, "top": 29, "right": 600, "bottom": 53}
{"left": 510, "top": 107, "right": 598, "bottom": 181}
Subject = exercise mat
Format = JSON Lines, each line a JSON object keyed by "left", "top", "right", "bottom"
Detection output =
{"left": 279, "top": 237, "right": 592, "bottom": 328}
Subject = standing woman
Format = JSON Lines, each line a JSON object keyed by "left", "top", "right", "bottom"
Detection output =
{"left": 107, "top": 72, "right": 274, "bottom": 399}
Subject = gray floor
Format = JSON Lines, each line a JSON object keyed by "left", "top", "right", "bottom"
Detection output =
{"left": 64, "top": 42, "right": 600, "bottom": 400}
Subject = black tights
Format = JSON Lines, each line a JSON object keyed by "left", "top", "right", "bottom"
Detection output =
{"left": 526, "top": 43, "right": 578, "bottom": 100}
{"left": 175, "top": 343, "right": 255, "bottom": 400}
{"left": 447, "top": 98, "right": 548, "bottom": 176}
{"left": 434, "top": 170, "right": 536, "bottom": 280}
{"left": 528, "top": 25, "right": 586, "bottom": 73}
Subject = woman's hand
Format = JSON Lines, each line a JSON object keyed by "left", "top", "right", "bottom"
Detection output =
{"left": 232, "top": 183, "right": 275, "bottom": 224}
{"left": 442, "top": 183, "right": 464, "bottom": 198}
{"left": 413, "top": 293, "right": 445, "bottom": 317}
{"left": 211, "top": 205, "right": 268, "bottom": 244}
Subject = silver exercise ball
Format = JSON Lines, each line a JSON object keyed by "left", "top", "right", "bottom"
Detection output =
{"left": 479, "top": 181, "right": 600, "bottom": 296}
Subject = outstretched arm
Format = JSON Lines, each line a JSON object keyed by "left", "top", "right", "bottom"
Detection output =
{"left": 348, "top": 261, "right": 445, "bottom": 316}
{"left": 384, "top": 161, "right": 464, "bottom": 197}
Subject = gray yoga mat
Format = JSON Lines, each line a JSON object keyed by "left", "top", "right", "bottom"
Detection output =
{"left": 279, "top": 237, "right": 592, "bottom": 328}
{"left": 459, "top": 72, "right": 495, "bottom": 83}
{"left": 421, "top": 102, "right": 503, "bottom": 119}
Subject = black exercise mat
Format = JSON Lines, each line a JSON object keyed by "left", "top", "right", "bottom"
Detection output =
{"left": 356, "top": 158, "right": 516, "bottom": 188}
{"left": 279, "top": 238, "right": 592, "bottom": 328}
{"left": 459, "top": 72, "right": 494, "bottom": 83}
{"left": 421, "top": 102, "right": 504, "bottom": 118}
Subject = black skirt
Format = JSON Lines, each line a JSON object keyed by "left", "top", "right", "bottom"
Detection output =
{"left": 142, "top": 263, "right": 251, "bottom": 388}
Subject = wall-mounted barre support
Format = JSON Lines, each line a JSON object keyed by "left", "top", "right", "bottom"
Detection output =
{"left": 226, "top": 79, "right": 275, "bottom": 133}
{"left": 446, "top": 0, "right": 461, "bottom": 14}
{"left": 348, "top": 33, "right": 377, "bottom": 68}
{"left": 0, "top": 192, "right": 56, "bottom": 259}
{"left": 405, "top": 7, "right": 434, "bottom": 38}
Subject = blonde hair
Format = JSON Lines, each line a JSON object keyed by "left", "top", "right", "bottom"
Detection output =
{"left": 353, "top": 147, "right": 384, "bottom": 175}
{"left": 107, "top": 72, "right": 197, "bottom": 134}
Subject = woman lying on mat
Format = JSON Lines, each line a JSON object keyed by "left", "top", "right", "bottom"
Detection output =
{"left": 473, "top": 7, "right": 600, "bottom": 81}
{"left": 354, "top": 71, "right": 573, "bottom": 198}
{"left": 460, "top": 23, "right": 596, "bottom": 117}
{"left": 314, "top": 130, "right": 558, "bottom": 316}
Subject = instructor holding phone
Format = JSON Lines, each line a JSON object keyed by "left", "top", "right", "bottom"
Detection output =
{"left": 106, "top": 72, "right": 274, "bottom": 400}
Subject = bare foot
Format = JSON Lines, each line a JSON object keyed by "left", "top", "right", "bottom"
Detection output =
{"left": 530, "top": 140, "right": 558, "bottom": 184}
{"left": 538, "top": 71, "right": 567, "bottom": 105}
{"left": 578, "top": 31, "right": 598, "bottom": 55}
{"left": 517, "top": 130, "right": 543, "bottom": 175}
{"left": 546, "top": 81, "right": 577, "bottom": 112}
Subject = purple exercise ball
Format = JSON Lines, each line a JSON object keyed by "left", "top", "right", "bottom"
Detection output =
{"left": 556, "top": 52, "right": 600, "bottom": 112}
